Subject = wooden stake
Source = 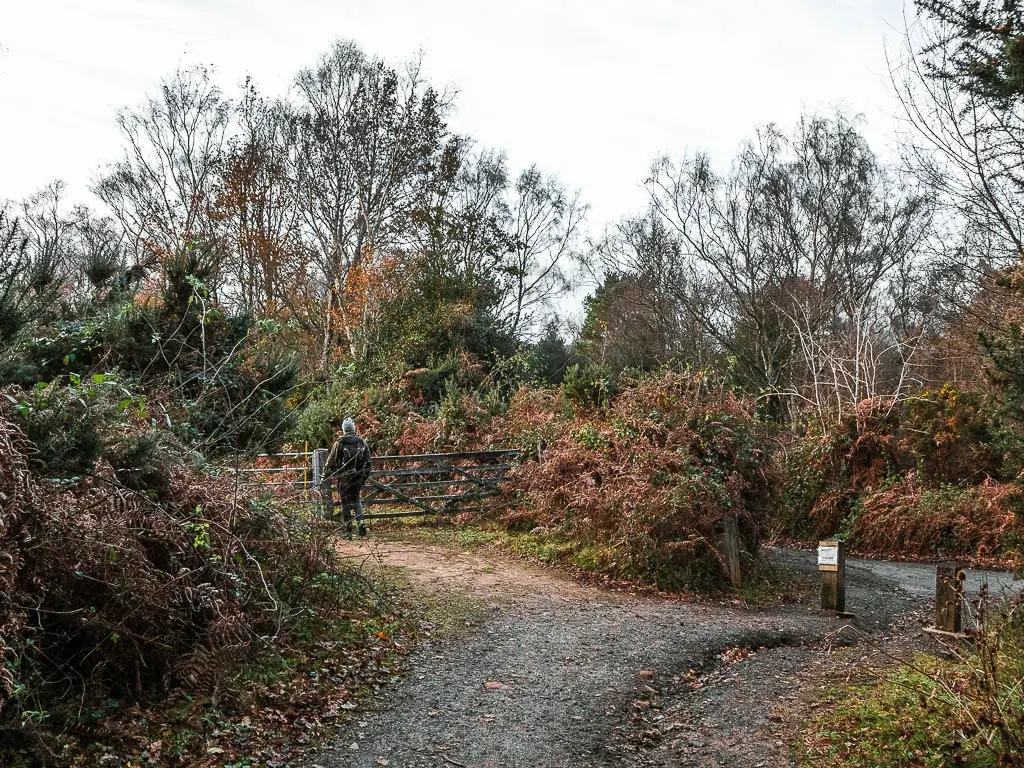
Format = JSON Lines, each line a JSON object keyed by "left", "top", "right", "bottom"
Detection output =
{"left": 935, "top": 562, "right": 964, "bottom": 633}
{"left": 718, "top": 516, "right": 742, "bottom": 589}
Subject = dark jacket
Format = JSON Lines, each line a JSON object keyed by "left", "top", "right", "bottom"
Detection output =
{"left": 323, "top": 434, "right": 372, "bottom": 488}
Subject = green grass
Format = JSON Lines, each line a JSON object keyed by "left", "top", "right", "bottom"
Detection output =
{"left": 802, "top": 644, "right": 1024, "bottom": 768}
{"left": 804, "top": 661, "right": 965, "bottom": 767}
{"left": 378, "top": 520, "right": 811, "bottom": 602}
{"left": 389, "top": 520, "right": 609, "bottom": 572}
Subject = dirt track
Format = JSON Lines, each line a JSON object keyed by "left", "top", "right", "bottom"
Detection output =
{"left": 308, "top": 539, "right": 1018, "bottom": 768}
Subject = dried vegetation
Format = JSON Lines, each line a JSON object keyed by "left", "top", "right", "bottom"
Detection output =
{"left": 491, "top": 372, "right": 774, "bottom": 589}
{"left": 0, "top": 410, "right": 391, "bottom": 765}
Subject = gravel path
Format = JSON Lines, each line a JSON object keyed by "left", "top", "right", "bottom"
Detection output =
{"left": 309, "top": 540, "right": 1020, "bottom": 768}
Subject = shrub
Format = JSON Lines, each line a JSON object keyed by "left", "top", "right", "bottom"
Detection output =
{"left": 900, "top": 385, "right": 1003, "bottom": 484}
{"left": 292, "top": 356, "right": 517, "bottom": 457}
{"left": 0, "top": 410, "right": 348, "bottom": 758}
{"left": 403, "top": 352, "right": 488, "bottom": 407}
{"left": 853, "top": 475, "right": 1023, "bottom": 561}
{"left": 497, "top": 385, "right": 566, "bottom": 460}
{"left": 410, "top": 356, "right": 462, "bottom": 404}
{"left": 778, "top": 424, "right": 854, "bottom": 537}
{"left": 561, "top": 362, "right": 614, "bottom": 406}
{"left": 6, "top": 319, "right": 104, "bottom": 384}
{"left": 293, "top": 378, "right": 410, "bottom": 452}
{"left": 106, "top": 428, "right": 179, "bottom": 498}
{"left": 778, "top": 388, "right": 1015, "bottom": 547}
{"left": 2, "top": 373, "right": 139, "bottom": 477}
{"left": 495, "top": 371, "right": 774, "bottom": 589}
{"left": 178, "top": 341, "right": 299, "bottom": 455}
{"left": 294, "top": 379, "right": 352, "bottom": 447}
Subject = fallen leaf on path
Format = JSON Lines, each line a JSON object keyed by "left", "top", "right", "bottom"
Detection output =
{"left": 721, "top": 646, "right": 755, "bottom": 664}
{"left": 483, "top": 681, "right": 504, "bottom": 690}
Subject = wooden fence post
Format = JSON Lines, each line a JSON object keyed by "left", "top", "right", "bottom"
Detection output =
{"left": 311, "top": 448, "right": 329, "bottom": 516}
{"left": 718, "top": 516, "right": 742, "bottom": 589}
{"left": 311, "top": 448, "right": 328, "bottom": 486}
{"left": 935, "top": 562, "right": 964, "bottom": 633}
{"left": 818, "top": 539, "right": 846, "bottom": 614}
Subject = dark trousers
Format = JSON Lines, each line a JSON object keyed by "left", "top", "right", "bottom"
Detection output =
{"left": 324, "top": 479, "right": 364, "bottom": 529}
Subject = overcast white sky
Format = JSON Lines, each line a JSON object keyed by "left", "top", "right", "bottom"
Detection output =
{"left": 1, "top": 0, "right": 908, "bottom": 230}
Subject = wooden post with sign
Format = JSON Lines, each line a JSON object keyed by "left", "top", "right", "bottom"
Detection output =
{"left": 818, "top": 539, "right": 846, "bottom": 614}
{"left": 935, "top": 562, "right": 964, "bottom": 633}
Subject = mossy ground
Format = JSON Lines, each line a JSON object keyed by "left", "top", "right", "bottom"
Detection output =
{"left": 800, "top": 640, "right": 1024, "bottom": 767}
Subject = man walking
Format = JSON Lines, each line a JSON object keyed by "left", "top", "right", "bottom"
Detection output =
{"left": 322, "top": 417, "right": 372, "bottom": 538}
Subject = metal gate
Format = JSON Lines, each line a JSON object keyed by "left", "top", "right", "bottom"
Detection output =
{"left": 232, "top": 448, "right": 518, "bottom": 519}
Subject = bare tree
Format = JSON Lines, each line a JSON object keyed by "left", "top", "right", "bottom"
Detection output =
{"left": 289, "top": 41, "right": 456, "bottom": 369}
{"left": 887, "top": 7, "right": 1024, "bottom": 388}
{"left": 412, "top": 147, "right": 585, "bottom": 341}
{"left": 497, "top": 166, "right": 586, "bottom": 340}
{"left": 214, "top": 81, "right": 304, "bottom": 319}
{"left": 15, "top": 183, "right": 131, "bottom": 317}
{"left": 94, "top": 66, "right": 231, "bottom": 269}
{"left": 19, "top": 181, "right": 80, "bottom": 302}
{"left": 645, "top": 113, "right": 932, "bottom": 418}
{"left": 895, "top": 30, "right": 1024, "bottom": 263}
{"left": 584, "top": 210, "right": 714, "bottom": 371}
{"left": 415, "top": 146, "right": 513, "bottom": 290}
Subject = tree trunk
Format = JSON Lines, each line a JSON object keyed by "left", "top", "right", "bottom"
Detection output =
{"left": 321, "top": 286, "right": 336, "bottom": 371}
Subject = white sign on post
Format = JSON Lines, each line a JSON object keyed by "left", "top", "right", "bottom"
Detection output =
{"left": 817, "top": 544, "right": 839, "bottom": 568}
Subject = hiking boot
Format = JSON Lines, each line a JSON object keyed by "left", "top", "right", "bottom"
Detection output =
{"left": 358, "top": 525, "right": 368, "bottom": 538}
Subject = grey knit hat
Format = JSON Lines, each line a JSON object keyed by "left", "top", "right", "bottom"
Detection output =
{"left": 342, "top": 417, "right": 356, "bottom": 435}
